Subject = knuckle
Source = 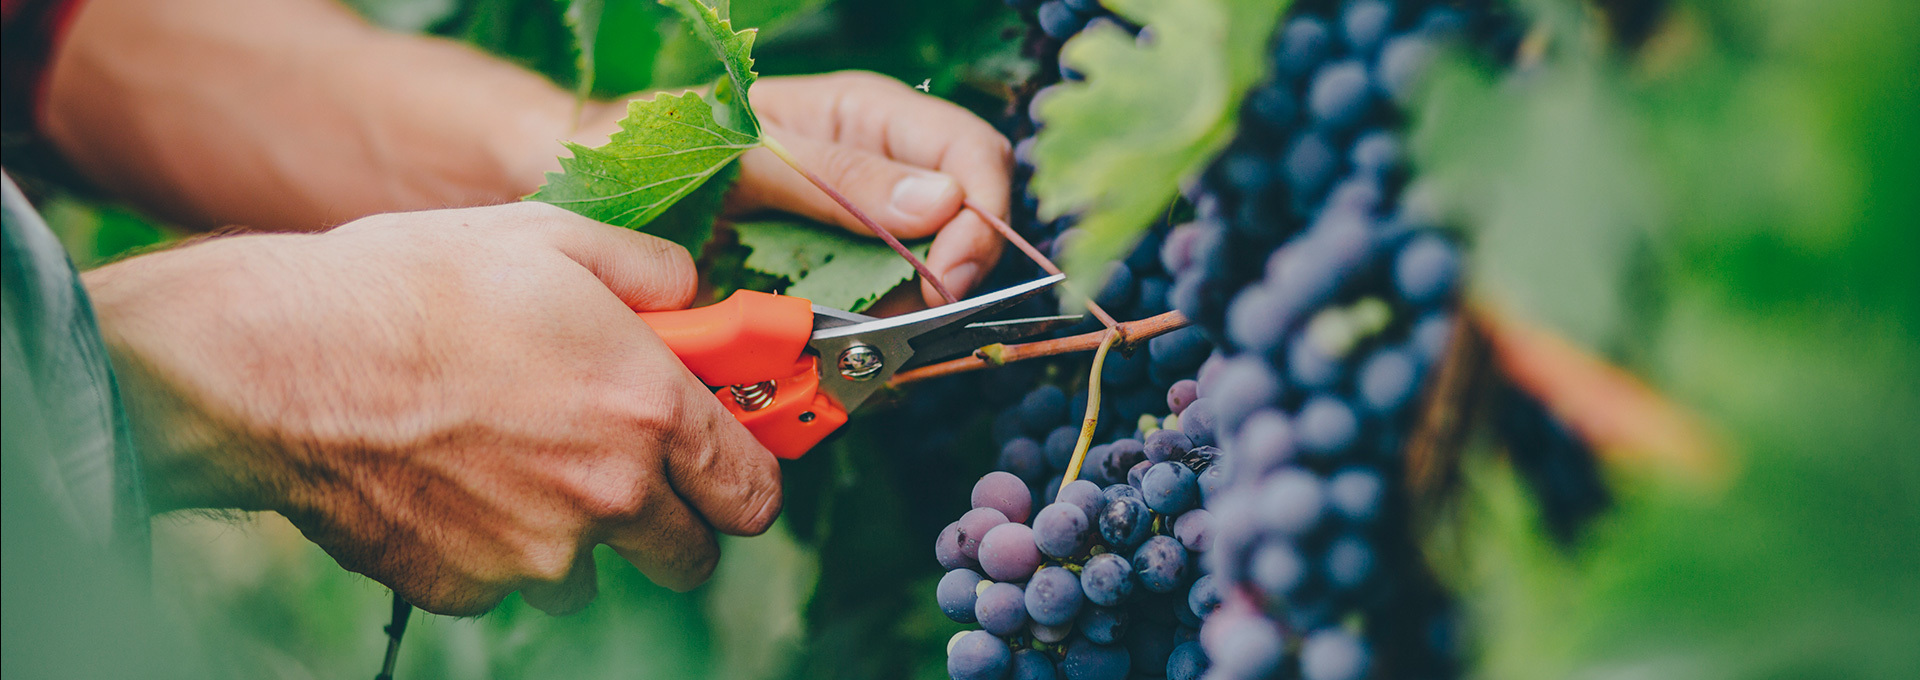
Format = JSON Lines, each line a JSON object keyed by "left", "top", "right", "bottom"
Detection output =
{"left": 518, "top": 543, "right": 578, "bottom": 586}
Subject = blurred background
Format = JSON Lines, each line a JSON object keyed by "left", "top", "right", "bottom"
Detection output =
{"left": 22, "top": 0, "right": 1920, "bottom": 678}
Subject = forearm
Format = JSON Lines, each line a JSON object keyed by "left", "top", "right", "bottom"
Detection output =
{"left": 42, "top": 0, "right": 584, "bottom": 232}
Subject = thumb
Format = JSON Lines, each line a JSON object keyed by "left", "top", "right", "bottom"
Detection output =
{"left": 517, "top": 202, "right": 699, "bottom": 311}
{"left": 732, "top": 130, "right": 964, "bottom": 241}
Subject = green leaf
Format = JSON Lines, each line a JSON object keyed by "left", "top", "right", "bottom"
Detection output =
{"left": 529, "top": 90, "right": 757, "bottom": 254}
{"left": 734, "top": 220, "right": 930, "bottom": 312}
{"left": 561, "top": 0, "right": 605, "bottom": 103}
{"left": 1029, "top": 0, "right": 1287, "bottom": 289}
{"left": 660, "top": 0, "right": 761, "bottom": 135}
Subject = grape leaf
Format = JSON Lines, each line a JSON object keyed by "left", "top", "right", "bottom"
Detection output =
{"left": 561, "top": 0, "right": 604, "bottom": 103}
{"left": 1029, "top": 0, "right": 1287, "bottom": 288}
{"left": 734, "top": 220, "right": 930, "bottom": 312}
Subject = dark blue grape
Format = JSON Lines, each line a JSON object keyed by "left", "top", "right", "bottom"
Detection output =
{"left": 1125, "top": 622, "right": 1178, "bottom": 675}
{"left": 1324, "top": 175, "right": 1385, "bottom": 216}
{"left": 1357, "top": 346, "right": 1421, "bottom": 414}
{"left": 1173, "top": 508, "right": 1212, "bottom": 552}
{"left": 1101, "top": 343, "right": 1149, "bottom": 387}
{"left": 1340, "top": 0, "right": 1393, "bottom": 54}
{"left": 1326, "top": 466, "right": 1384, "bottom": 523}
{"left": 1062, "top": 638, "right": 1131, "bottom": 680}
{"left": 1142, "top": 462, "right": 1200, "bottom": 515}
{"left": 1378, "top": 34, "right": 1438, "bottom": 104}
{"left": 1245, "top": 85, "right": 1299, "bottom": 130}
{"left": 948, "top": 630, "right": 1011, "bottom": 680}
{"left": 1037, "top": 1, "right": 1086, "bottom": 41}
{"left": 975, "top": 471, "right": 1035, "bottom": 523}
{"left": 1275, "top": 16, "right": 1333, "bottom": 78}
{"left": 1420, "top": 6, "right": 1468, "bottom": 39}
{"left": 1080, "top": 552, "right": 1135, "bottom": 606}
{"left": 938, "top": 568, "right": 984, "bottom": 623}
{"left": 1045, "top": 425, "right": 1081, "bottom": 470}
{"left": 1079, "top": 605, "right": 1130, "bottom": 645}
{"left": 999, "top": 437, "right": 1049, "bottom": 485}
{"left": 1149, "top": 326, "right": 1213, "bottom": 375}
{"left": 1197, "top": 463, "right": 1228, "bottom": 505}
{"left": 1284, "top": 130, "right": 1339, "bottom": 200}
{"left": 1020, "top": 385, "right": 1071, "bottom": 436}
{"left": 1249, "top": 541, "right": 1308, "bottom": 597}
{"left": 1132, "top": 535, "right": 1189, "bottom": 593}
{"left": 1301, "top": 629, "right": 1370, "bottom": 680}
{"left": 1062, "top": 0, "right": 1102, "bottom": 14}
{"left": 1394, "top": 233, "right": 1459, "bottom": 306}
{"left": 1166, "top": 641, "right": 1209, "bottom": 680}
{"left": 1010, "top": 648, "right": 1059, "bottom": 680}
{"left": 1308, "top": 60, "right": 1375, "bottom": 130}
{"left": 1179, "top": 398, "right": 1218, "bottom": 447}
{"left": 1208, "top": 616, "right": 1286, "bottom": 679}
{"left": 1034, "top": 502, "right": 1092, "bottom": 558}
{"left": 1325, "top": 534, "right": 1376, "bottom": 590}
{"left": 1350, "top": 129, "right": 1405, "bottom": 179}
{"left": 1287, "top": 331, "right": 1345, "bottom": 391}
{"left": 1099, "top": 494, "right": 1154, "bottom": 550}
{"left": 1411, "top": 311, "right": 1455, "bottom": 362}
{"left": 1226, "top": 283, "right": 1288, "bottom": 354}
{"left": 1026, "top": 565, "right": 1086, "bottom": 626}
{"left": 1256, "top": 468, "right": 1325, "bottom": 535}
{"left": 993, "top": 409, "right": 1026, "bottom": 446}
{"left": 1159, "top": 221, "right": 1205, "bottom": 275}
{"left": 1221, "top": 149, "right": 1278, "bottom": 194}
{"left": 1098, "top": 438, "right": 1146, "bottom": 485}
{"left": 1135, "top": 276, "right": 1171, "bottom": 316}
{"left": 1186, "top": 572, "right": 1221, "bottom": 619}
{"left": 976, "top": 581, "right": 1029, "bottom": 636}
{"left": 1296, "top": 396, "right": 1359, "bottom": 458}
{"left": 1096, "top": 262, "right": 1139, "bottom": 311}
{"left": 1203, "top": 356, "right": 1282, "bottom": 436}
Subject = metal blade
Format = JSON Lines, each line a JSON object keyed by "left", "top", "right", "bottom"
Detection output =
{"left": 898, "top": 314, "right": 1083, "bottom": 371}
{"left": 806, "top": 274, "right": 1065, "bottom": 413}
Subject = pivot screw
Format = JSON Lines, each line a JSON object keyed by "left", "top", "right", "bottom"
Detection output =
{"left": 837, "top": 344, "right": 884, "bottom": 381}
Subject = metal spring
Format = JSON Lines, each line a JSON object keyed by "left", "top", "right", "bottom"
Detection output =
{"left": 730, "top": 380, "right": 777, "bottom": 411}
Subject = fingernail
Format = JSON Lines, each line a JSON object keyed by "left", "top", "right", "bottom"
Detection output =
{"left": 941, "top": 263, "right": 981, "bottom": 298}
{"left": 890, "top": 174, "right": 958, "bottom": 219}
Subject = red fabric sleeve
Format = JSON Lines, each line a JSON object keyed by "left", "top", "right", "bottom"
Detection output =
{"left": 2, "top": 0, "right": 87, "bottom": 136}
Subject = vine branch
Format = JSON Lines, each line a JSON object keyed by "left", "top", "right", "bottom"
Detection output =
{"left": 890, "top": 310, "right": 1191, "bottom": 385}
{"left": 963, "top": 201, "right": 1120, "bottom": 332}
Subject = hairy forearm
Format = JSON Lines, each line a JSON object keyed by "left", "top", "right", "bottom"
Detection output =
{"left": 42, "top": 0, "right": 583, "bottom": 232}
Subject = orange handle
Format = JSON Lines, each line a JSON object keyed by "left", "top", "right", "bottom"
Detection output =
{"left": 637, "top": 290, "right": 846, "bottom": 458}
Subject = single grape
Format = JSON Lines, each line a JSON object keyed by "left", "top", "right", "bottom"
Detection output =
{"left": 974, "top": 471, "right": 1035, "bottom": 523}
{"left": 1173, "top": 509, "right": 1213, "bottom": 552}
{"left": 1127, "top": 459, "right": 1152, "bottom": 489}
{"left": 1133, "top": 535, "right": 1189, "bottom": 593}
{"left": 1249, "top": 541, "right": 1308, "bottom": 597}
{"left": 1186, "top": 572, "right": 1222, "bottom": 619}
{"left": 1349, "top": 129, "right": 1405, "bottom": 179}
{"left": 1164, "top": 380, "right": 1200, "bottom": 416}
{"left": 1010, "top": 648, "right": 1059, "bottom": 680}
{"left": 1296, "top": 396, "right": 1360, "bottom": 458}
{"left": 938, "top": 568, "right": 984, "bottom": 623}
{"left": 1057, "top": 479, "right": 1107, "bottom": 520}
{"left": 1411, "top": 311, "right": 1455, "bottom": 363}
{"left": 1234, "top": 409, "right": 1295, "bottom": 477}
{"left": 1325, "top": 534, "right": 1376, "bottom": 591}
{"left": 1166, "top": 641, "right": 1209, "bottom": 680}
{"left": 1275, "top": 16, "right": 1333, "bottom": 78}
{"left": 979, "top": 522, "right": 1044, "bottom": 581}
{"left": 1203, "top": 356, "right": 1282, "bottom": 437}
{"left": 1227, "top": 283, "right": 1289, "bottom": 355}
{"left": 1100, "top": 438, "right": 1146, "bottom": 485}
{"left": 1308, "top": 60, "right": 1375, "bottom": 130}
{"left": 1142, "top": 462, "right": 1200, "bottom": 515}
{"left": 936, "top": 522, "right": 971, "bottom": 570}
{"left": 1324, "top": 175, "right": 1386, "bottom": 216}
{"left": 1327, "top": 467, "right": 1384, "bottom": 523}
{"left": 1020, "top": 385, "right": 1071, "bottom": 436}
{"left": 1244, "top": 84, "right": 1299, "bottom": 131}
{"left": 1101, "top": 341, "right": 1149, "bottom": 387}
{"left": 947, "top": 630, "right": 1011, "bottom": 680}
{"left": 1061, "top": 638, "right": 1131, "bottom": 680}
{"left": 1256, "top": 468, "right": 1326, "bottom": 536}
{"left": 1144, "top": 428, "right": 1194, "bottom": 464}
{"left": 1036, "top": 1, "right": 1086, "bottom": 41}
{"left": 1148, "top": 326, "right": 1213, "bottom": 374}
{"left": 1159, "top": 221, "right": 1205, "bottom": 274}
{"left": 957, "top": 507, "right": 1011, "bottom": 563}
{"left": 1061, "top": 0, "right": 1101, "bottom": 14}
{"left": 1357, "top": 346, "right": 1421, "bottom": 415}
{"left": 1205, "top": 615, "right": 1285, "bottom": 679}
{"left": 1394, "top": 233, "right": 1460, "bottom": 306}
{"left": 1136, "top": 276, "right": 1171, "bottom": 317}
{"left": 1025, "top": 566, "right": 1086, "bottom": 626}
{"left": 1340, "top": 0, "right": 1393, "bottom": 54}
{"left": 1080, "top": 553, "right": 1136, "bottom": 607}
{"left": 1080, "top": 444, "right": 1114, "bottom": 485}
{"left": 1179, "top": 398, "right": 1218, "bottom": 447}
{"left": 976, "top": 581, "right": 1029, "bottom": 636}
{"left": 1099, "top": 495, "right": 1154, "bottom": 550}
{"left": 1034, "top": 502, "right": 1092, "bottom": 558}
{"left": 1301, "top": 629, "right": 1370, "bottom": 680}
{"left": 1378, "top": 34, "right": 1438, "bottom": 104}
{"left": 1030, "top": 618, "right": 1072, "bottom": 644}
{"left": 1284, "top": 130, "right": 1339, "bottom": 202}
{"left": 999, "top": 437, "right": 1048, "bottom": 485}
{"left": 1045, "top": 425, "right": 1081, "bottom": 470}
{"left": 1079, "top": 605, "right": 1130, "bottom": 645}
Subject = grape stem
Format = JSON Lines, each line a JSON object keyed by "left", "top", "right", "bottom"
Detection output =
{"left": 1059, "top": 331, "right": 1117, "bottom": 488}
{"left": 760, "top": 133, "right": 958, "bottom": 305}
{"left": 962, "top": 200, "right": 1120, "bottom": 332}
{"left": 890, "top": 310, "right": 1191, "bottom": 385}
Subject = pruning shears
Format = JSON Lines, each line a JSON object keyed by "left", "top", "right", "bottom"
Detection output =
{"left": 637, "top": 274, "right": 1074, "bottom": 458}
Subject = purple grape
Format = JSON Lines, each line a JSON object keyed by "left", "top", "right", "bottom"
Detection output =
{"left": 1205, "top": 615, "right": 1285, "bottom": 679}
{"left": 1149, "top": 326, "right": 1213, "bottom": 374}
{"left": 1327, "top": 467, "right": 1384, "bottom": 523}
{"left": 1099, "top": 438, "right": 1147, "bottom": 484}
{"left": 948, "top": 630, "right": 1011, "bottom": 680}
{"left": 1324, "top": 175, "right": 1386, "bottom": 216}
{"left": 1020, "top": 385, "right": 1071, "bottom": 436}
{"left": 1197, "top": 460, "right": 1228, "bottom": 504}
{"left": 1010, "top": 648, "right": 1059, "bottom": 680}
{"left": 1275, "top": 17, "right": 1333, "bottom": 78}
{"left": 1173, "top": 509, "right": 1213, "bottom": 552}
{"left": 999, "top": 437, "right": 1048, "bottom": 485}
{"left": 1340, "top": 0, "right": 1393, "bottom": 54}
{"left": 936, "top": 522, "right": 971, "bottom": 570}
{"left": 1034, "top": 502, "right": 1092, "bottom": 558}
{"left": 1045, "top": 425, "right": 1081, "bottom": 470}
{"left": 1080, "top": 553, "right": 1135, "bottom": 606}
{"left": 1179, "top": 398, "right": 1218, "bottom": 447}
{"left": 1030, "top": 618, "right": 1072, "bottom": 644}
{"left": 1350, "top": 129, "right": 1405, "bottom": 179}
{"left": 1325, "top": 534, "right": 1376, "bottom": 590}
{"left": 1411, "top": 311, "right": 1455, "bottom": 363}
{"left": 1099, "top": 495, "right": 1154, "bottom": 550}
{"left": 1036, "top": 1, "right": 1086, "bottom": 41}
{"left": 1204, "top": 356, "right": 1282, "bottom": 436}
{"left": 1250, "top": 541, "right": 1308, "bottom": 598}
{"left": 1062, "top": 638, "right": 1131, "bottom": 680}
{"left": 938, "top": 568, "right": 984, "bottom": 623}
{"left": 1057, "top": 479, "right": 1106, "bottom": 519}
{"left": 1308, "top": 60, "right": 1375, "bottom": 130}
{"left": 1025, "top": 565, "right": 1085, "bottom": 626}
{"left": 1234, "top": 409, "right": 1296, "bottom": 477}
{"left": 1297, "top": 396, "right": 1360, "bottom": 458}
{"left": 1394, "top": 233, "right": 1460, "bottom": 306}
{"left": 1358, "top": 346, "right": 1421, "bottom": 414}
{"left": 974, "top": 471, "right": 1035, "bottom": 523}
{"left": 1144, "top": 428, "right": 1194, "bottom": 463}
{"left": 1165, "top": 379, "right": 1200, "bottom": 416}
{"left": 1256, "top": 468, "right": 1326, "bottom": 536}
{"left": 958, "top": 507, "right": 1011, "bottom": 562}
{"left": 1284, "top": 130, "right": 1339, "bottom": 200}
{"left": 1127, "top": 459, "right": 1152, "bottom": 488}
{"left": 1301, "top": 629, "right": 1370, "bottom": 680}
{"left": 1186, "top": 573, "right": 1221, "bottom": 619}
{"left": 1166, "top": 641, "right": 1209, "bottom": 680}
{"left": 1159, "top": 221, "right": 1205, "bottom": 275}
{"left": 1132, "top": 535, "right": 1189, "bottom": 593}
{"left": 979, "top": 522, "right": 1043, "bottom": 581}
{"left": 977, "top": 581, "right": 1028, "bottom": 636}
{"left": 1142, "top": 462, "right": 1200, "bottom": 515}
{"left": 1079, "top": 605, "right": 1130, "bottom": 645}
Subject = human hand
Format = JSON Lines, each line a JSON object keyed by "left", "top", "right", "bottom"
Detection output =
{"left": 578, "top": 71, "right": 1013, "bottom": 308}
{"left": 83, "top": 203, "right": 782, "bottom": 616}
